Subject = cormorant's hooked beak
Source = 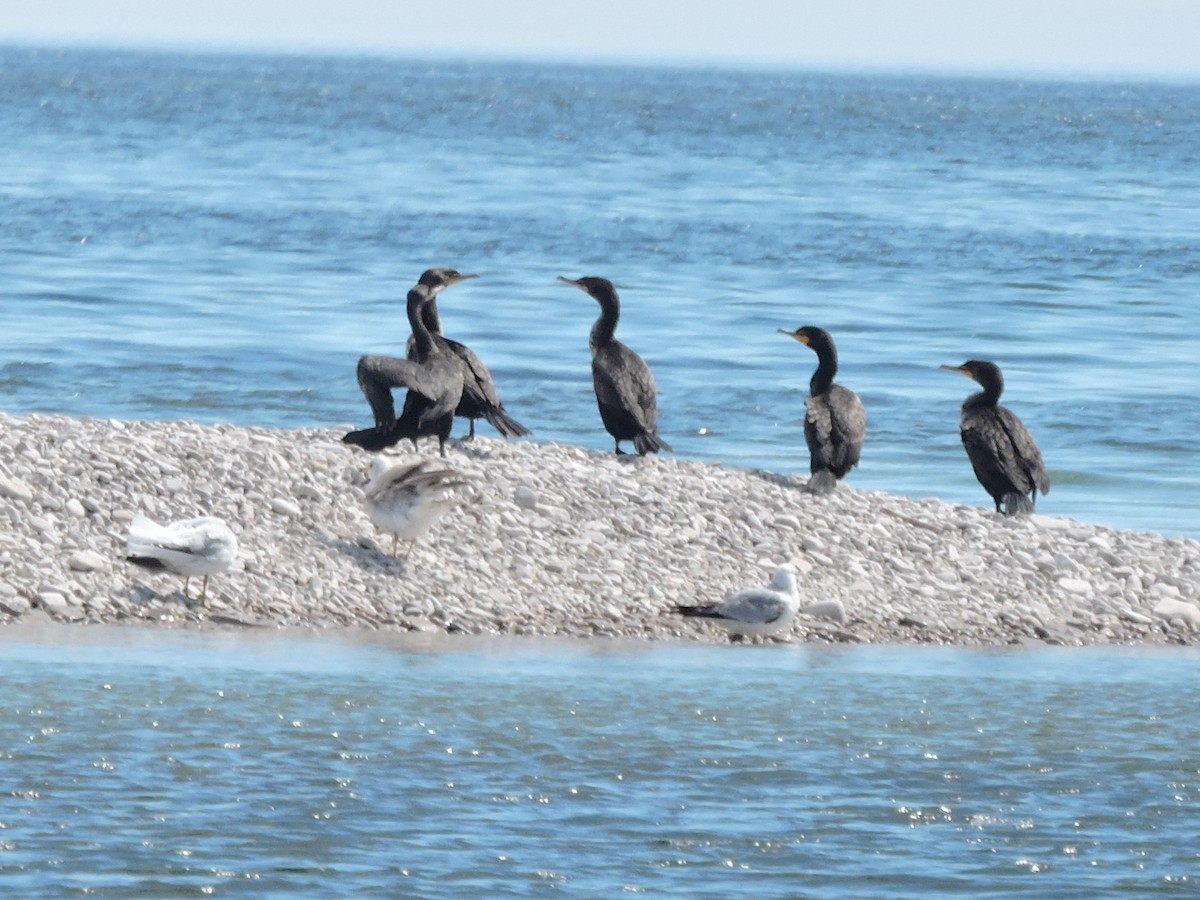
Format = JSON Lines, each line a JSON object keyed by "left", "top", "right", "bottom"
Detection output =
{"left": 777, "top": 327, "right": 810, "bottom": 345}
{"left": 557, "top": 275, "right": 585, "bottom": 291}
{"left": 939, "top": 364, "right": 970, "bottom": 377}
{"left": 446, "top": 272, "right": 480, "bottom": 286}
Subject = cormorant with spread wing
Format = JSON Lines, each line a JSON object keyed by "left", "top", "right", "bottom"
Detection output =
{"left": 344, "top": 282, "right": 463, "bottom": 457}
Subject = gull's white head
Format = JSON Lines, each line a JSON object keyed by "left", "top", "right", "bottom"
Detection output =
{"left": 769, "top": 563, "right": 799, "bottom": 598}
{"left": 368, "top": 455, "right": 397, "bottom": 481}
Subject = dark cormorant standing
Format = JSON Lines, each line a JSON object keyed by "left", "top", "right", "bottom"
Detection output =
{"left": 940, "top": 360, "right": 1049, "bottom": 515}
{"left": 343, "top": 282, "right": 464, "bottom": 457}
{"left": 558, "top": 275, "right": 671, "bottom": 456}
{"left": 778, "top": 325, "right": 867, "bottom": 495}
{"left": 412, "top": 268, "right": 531, "bottom": 440}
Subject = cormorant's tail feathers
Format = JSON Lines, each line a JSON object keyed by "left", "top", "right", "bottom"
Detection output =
{"left": 1002, "top": 492, "right": 1035, "bottom": 516}
{"left": 634, "top": 432, "right": 672, "bottom": 455}
{"left": 806, "top": 469, "right": 838, "bottom": 496}
{"left": 484, "top": 407, "right": 531, "bottom": 439}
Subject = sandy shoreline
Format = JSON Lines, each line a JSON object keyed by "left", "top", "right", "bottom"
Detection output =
{"left": 1, "top": 411, "right": 1197, "bottom": 646}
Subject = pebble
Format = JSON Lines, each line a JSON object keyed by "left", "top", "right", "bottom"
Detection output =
{"left": 0, "top": 595, "right": 32, "bottom": 616}
{"left": 803, "top": 599, "right": 847, "bottom": 624}
{"left": 36, "top": 592, "right": 73, "bottom": 616}
{"left": 270, "top": 497, "right": 302, "bottom": 517}
{"left": 0, "top": 410, "right": 1196, "bottom": 646}
{"left": 68, "top": 550, "right": 108, "bottom": 572}
{"left": 0, "top": 475, "right": 34, "bottom": 503}
{"left": 1119, "top": 608, "right": 1154, "bottom": 626}
{"left": 295, "top": 484, "right": 325, "bottom": 502}
{"left": 1058, "top": 578, "right": 1092, "bottom": 596}
{"left": 1153, "top": 598, "right": 1200, "bottom": 628}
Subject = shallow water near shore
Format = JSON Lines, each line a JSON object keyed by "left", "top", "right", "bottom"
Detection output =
{"left": 2, "top": 624, "right": 1197, "bottom": 897}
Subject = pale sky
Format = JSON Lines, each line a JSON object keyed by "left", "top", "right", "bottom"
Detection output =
{"left": 6, "top": 0, "right": 1200, "bottom": 80}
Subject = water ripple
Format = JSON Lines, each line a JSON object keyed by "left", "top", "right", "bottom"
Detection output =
{"left": 2, "top": 627, "right": 1199, "bottom": 895}
{"left": 1, "top": 49, "right": 1199, "bottom": 537}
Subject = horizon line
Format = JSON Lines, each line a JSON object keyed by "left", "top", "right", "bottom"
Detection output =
{"left": 6, "top": 36, "right": 1200, "bottom": 87}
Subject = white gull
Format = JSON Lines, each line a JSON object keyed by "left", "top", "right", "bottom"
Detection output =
{"left": 674, "top": 563, "right": 800, "bottom": 639}
{"left": 126, "top": 514, "right": 238, "bottom": 602}
{"left": 363, "top": 457, "right": 466, "bottom": 558}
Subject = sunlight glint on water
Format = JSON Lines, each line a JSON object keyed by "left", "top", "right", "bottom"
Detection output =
{"left": 1, "top": 627, "right": 1198, "bottom": 897}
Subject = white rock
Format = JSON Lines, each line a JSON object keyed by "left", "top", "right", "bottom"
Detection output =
{"left": 1119, "top": 608, "right": 1154, "bottom": 625}
{"left": 270, "top": 497, "right": 302, "bottom": 517}
{"left": 68, "top": 550, "right": 108, "bottom": 572}
{"left": 1153, "top": 598, "right": 1200, "bottom": 628}
{"left": 36, "top": 592, "right": 72, "bottom": 616}
{"left": 514, "top": 486, "right": 538, "bottom": 510}
{"left": 1058, "top": 578, "right": 1092, "bottom": 596}
{"left": 0, "top": 595, "right": 32, "bottom": 616}
{"left": 1031, "top": 515, "right": 1072, "bottom": 531}
{"left": 803, "top": 599, "right": 847, "bottom": 624}
{"left": 0, "top": 475, "right": 34, "bottom": 503}
{"left": 295, "top": 484, "right": 325, "bottom": 502}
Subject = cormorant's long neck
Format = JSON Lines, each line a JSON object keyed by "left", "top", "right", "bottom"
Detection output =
{"left": 589, "top": 290, "right": 621, "bottom": 350}
{"left": 420, "top": 297, "right": 444, "bottom": 336}
{"left": 406, "top": 288, "right": 436, "bottom": 359}
{"left": 809, "top": 343, "right": 838, "bottom": 396}
{"left": 964, "top": 374, "right": 1003, "bottom": 409}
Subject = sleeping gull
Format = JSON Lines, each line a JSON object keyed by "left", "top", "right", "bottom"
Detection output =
{"left": 125, "top": 514, "right": 238, "bottom": 602}
{"left": 674, "top": 564, "right": 800, "bottom": 640}
{"left": 363, "top": 457, "right": 467, "bottom": 558}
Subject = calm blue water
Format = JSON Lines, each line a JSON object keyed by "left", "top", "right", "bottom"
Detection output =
{"left": 3, "top": 49, "right": 1199, "bottom": 896}
{"left": 1, "top": 46, "right": 1198, "bottom": 536}
{"left": 1, "top": 626, "right": 1197, "bottom": 897}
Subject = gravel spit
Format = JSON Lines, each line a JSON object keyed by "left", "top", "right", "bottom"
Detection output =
{"left": 0, "top": 411, "right": 1197, "bottom": 646}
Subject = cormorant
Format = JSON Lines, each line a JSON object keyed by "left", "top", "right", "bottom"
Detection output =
{"left": 940, "top": 359, "right": 1049, "bottom": 515}
{"left": 673, "top": 564, "right": 800, "bottom": 640}
{"left": 558, "top": 275, "right": 671, "bottom": 456}
{"left": 412, "top": 268, "right": 531, "bottom": 441}
{"left": 343, "top": 282, "right": 464, "bottom": 457}
{"left": 778, "top": 325, "right": 866, "bottom": 495}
